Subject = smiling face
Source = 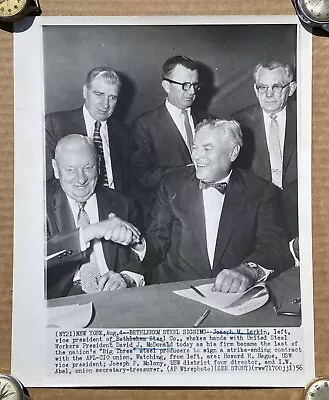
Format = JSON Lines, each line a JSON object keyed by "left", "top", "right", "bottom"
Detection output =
{"left": 254, "top": 67, "right": 296, "bottom": 114}
{"left": 52, "top": 138, "right": 99, "bottom": 203}
{"left": 192, "top": 125, "right": 239, "bottom": 182}
{"left": 83, "top": 75, "right": 119, "bottom": 121}
{"left": 162, "top": 64, "right": 198, "bottom": 110}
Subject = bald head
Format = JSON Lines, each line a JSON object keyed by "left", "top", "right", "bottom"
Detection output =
{"left": 52, "top": 134, "right": 99, "bottom": 202}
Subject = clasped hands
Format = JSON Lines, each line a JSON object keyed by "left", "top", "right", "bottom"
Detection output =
{"left": 212, "top": 263, "right": 259, "bottom": 293}
{"left": 82, "top": 212, "right": 141, "bottom": 247}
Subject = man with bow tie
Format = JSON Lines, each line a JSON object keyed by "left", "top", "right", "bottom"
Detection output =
{"left": 141, "top": 118, "right": 293, "bottom": 292}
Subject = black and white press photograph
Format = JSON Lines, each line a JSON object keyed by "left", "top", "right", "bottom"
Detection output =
{"left": 44, "top": 22, "right": 302, "bottom": 328}
{"left": 12, "top": 16, "right": 313, "bottom": 387}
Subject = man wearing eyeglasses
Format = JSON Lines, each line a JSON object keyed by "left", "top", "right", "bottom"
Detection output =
{"left": 233, "top": 61, "right": 298, "bottom": 243}
{"left": 131, "top": 55, "right": 204, "bottom": 225}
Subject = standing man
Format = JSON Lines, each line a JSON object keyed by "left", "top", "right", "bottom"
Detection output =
{"left": 46, "top": 66, "right": 132, "bottom": 195}
{"left": 141, "top": 119, "right": 293, "bottom": 290}
{"left": 131, "top": 55, "right": 204, "bottom": 219}
{"left": 233, "top": 61, "right": 298, "bottom": 239}
{"left": 47, "top": 134, "right": 144, "bottom": 299}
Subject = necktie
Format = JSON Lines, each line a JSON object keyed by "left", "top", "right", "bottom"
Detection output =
{"left": 181, "top": 109, "right": 194, "bottom": 152}
{"left": 199, "top": 180, "right": 227, "bottom": 194}
{"left": 268, "top": 114, "right": 283, "bottom": 188}
{"left": 93, "top": 121, "right": 109, "bottom": 187}
{"left": 76, "top": 201, "right": 101, "bottom": 293}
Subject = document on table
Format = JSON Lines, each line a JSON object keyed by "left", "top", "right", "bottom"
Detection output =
{"left": 174, "top": 283, "right": 269, "bottom": 315}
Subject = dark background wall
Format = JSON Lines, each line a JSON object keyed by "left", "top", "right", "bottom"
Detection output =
{"left": 43, "top": 24, "right": 296, "bottom": 124}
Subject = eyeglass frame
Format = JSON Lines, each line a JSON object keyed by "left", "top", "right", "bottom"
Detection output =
{"left": 255, "top": 81, "right": 292, "bottom": 94}
{"left": 162, "top": 77, "right": 202, "bottom": 92}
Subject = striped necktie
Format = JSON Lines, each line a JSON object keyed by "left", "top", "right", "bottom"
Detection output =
{"left": 76, "top": 201, "right": 101, "bottom": 293}
{"left": 181, "top": 109, "right": 194, "bottom": 152}
{"left": 93, "top": 120, "right": 109, "bottom": 187}
{"left": 268, "top": 114, "right": 283, "bottom": 188}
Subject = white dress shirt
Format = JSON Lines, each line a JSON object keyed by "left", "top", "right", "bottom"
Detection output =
{"left": 202, "top": 172, "right": 231, "bottom": 267}
{"left": 263, "top": 107, "right": 286, "bottom": 160}
{"left": 165, "top": 99, "right": 195, "bottom": 153}
{"left": 67, "top": 193, "right": 144, "bottom": 287}
{"left": 83, "top": 106, "right": 115, "bottom": 189}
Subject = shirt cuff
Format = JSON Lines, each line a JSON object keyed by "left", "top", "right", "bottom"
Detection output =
{"left": 131, "top": 238, "right": 146, "bottom": 261}
{"left": 121, "top": 271, "right": 145, "bottom": 287}
{"left": 289, "top": 239, "right": 300, "bottom": 267}
{"left": 246, "top": 262, "right": 272, "bottom": 282}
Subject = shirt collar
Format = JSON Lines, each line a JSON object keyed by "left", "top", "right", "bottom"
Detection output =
{"left": 215, "top": 170, "right": 232, "bottom": 184}
{"left": 262, "top": 106, "right": 286, "bottom": 124}
{"left": 165, "top": 99, "right": 191, "bottom": 117}
{"left": 83, "top": 105, "right": 106, "bottom": 128}
{"left": 66, "top": 192, "right": 97, "bottom": 215}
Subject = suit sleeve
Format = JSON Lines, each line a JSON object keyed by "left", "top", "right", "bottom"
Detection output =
{"left": 131, "top": 118, "right": 180, "bottom": 191}
{"left": 47, "top": 228, "right": 84, "bottom": 269}
{"left": 243, "top": 184, "right": 294, "bottom": 274}
{"left": 45, "top": 114, "right": 58, "bottom": 181}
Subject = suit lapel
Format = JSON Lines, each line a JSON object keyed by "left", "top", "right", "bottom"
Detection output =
{"left": 52, "top": 184, "right": 76, "bottom": 233}
{"left": 253, "top": 106, "right": 271, "bottom": 180}
{"left": 212, "top": 170, "right": 247, "bottom": 271}
{"left": 96, "top": 189, "right": 118, "bottom": 270}
{"left": 160, "top": 105, "right": 192, "bottom": 162}
{"left": 282, "top": 102, "right": 297, "bottom": 176}
{"left": 106, "top": 118, "right": 124, "bottom": 192}
{"left": 71, "top": 107, "right": 88, "bottom": 136}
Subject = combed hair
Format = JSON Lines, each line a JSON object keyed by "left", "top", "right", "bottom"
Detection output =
{"left": 253, "top": 61, "right": 295, "bottom": 83}
{"left": 196, "top": 118, "right": 243, "bottom": 148}
{"left": 55, "top": 134, "right": 98, "bottom": 160}
{"left": 162, "top": 55, "right": 197, "bottom": 78}
{"left": 86, "top": 66, "right": 121, "bottom": 88}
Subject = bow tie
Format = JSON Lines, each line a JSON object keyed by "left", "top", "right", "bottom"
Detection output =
{"left": 199, "top": 180, "right": 227, "bottom": 194}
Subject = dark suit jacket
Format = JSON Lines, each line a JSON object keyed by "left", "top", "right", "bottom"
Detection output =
{"left": 46, "top": 180, "right": 143, "bottom": 299}
{"left": 232, "top": 102, "right": 298, "bottom": 238}
{"left": 143, "top": 167, "right": 293, "bottom": 284}
{"left": 131, "top": 104, "right": 204, "bottom": 215}
{"left": 45, "top": 107, "right": 132, "bottom": 195}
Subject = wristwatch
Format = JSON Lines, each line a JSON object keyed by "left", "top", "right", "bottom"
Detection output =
{"left": 292, "top": 0, "right": 329, "bottom": 32}
{"left": 0, "top": 0, "right": 41, "bottom": 23}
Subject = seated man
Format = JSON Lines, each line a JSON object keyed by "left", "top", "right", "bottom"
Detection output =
{"left": 47, "top": 134, "right": 144, "bottom": 299}
{"left": 139, "top": 119, "right": 294, "bottom": 292}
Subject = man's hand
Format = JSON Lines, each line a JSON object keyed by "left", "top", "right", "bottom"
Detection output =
{"left": 213, "top": 264, "right": 258, "bottom": 293}
{"left": 82, "top": 213, "right": 140, "bottom": 246}
{"left": 98, "top": 271, "right": 127, "bottom": 291}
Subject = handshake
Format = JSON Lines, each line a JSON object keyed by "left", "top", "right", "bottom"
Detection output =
{"left": 81, "top": 213, "right": 143, "bottom": 249}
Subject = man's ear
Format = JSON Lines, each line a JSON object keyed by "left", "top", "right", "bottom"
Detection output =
{"left": 288, "top": 81, "right": 297, "bottom": 97}
{"left": 161, "top": 79, "right": 170, "bottom": 94}
{"left": 231, "top": 144, "right": 240, "bottom": 162}
{"left": 82, "top": 84, "right": 88, "bottom": 100}
{"left": 253, "top": 83, "right": 260, "bottom": 99}
{"left": 52, "top": 159, "right": 59, "bottom": 179}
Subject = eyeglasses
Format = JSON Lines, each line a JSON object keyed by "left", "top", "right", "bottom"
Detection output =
{"left": 163, "top": 78, "right": 202, "bottom": 92}
{"left": 255, "top": 81, "right": 292, "bottom": 94}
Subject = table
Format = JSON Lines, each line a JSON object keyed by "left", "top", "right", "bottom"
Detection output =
{"left": 48, "top": 268, "right": 301, "bottom": 328}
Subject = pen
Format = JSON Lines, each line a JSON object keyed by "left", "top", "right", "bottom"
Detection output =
{"left": 190, "top": 285, "right": 205, "bottom": 298}
{"left": 193, "top": 309, "right": 211, "bottom": 328}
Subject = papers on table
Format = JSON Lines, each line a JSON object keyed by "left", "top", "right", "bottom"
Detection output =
{"left": 174, "top": 283, "right": 269, "bottom": 315}
{"left": 47, "top": 302, "right": 93, "bottom": 328}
